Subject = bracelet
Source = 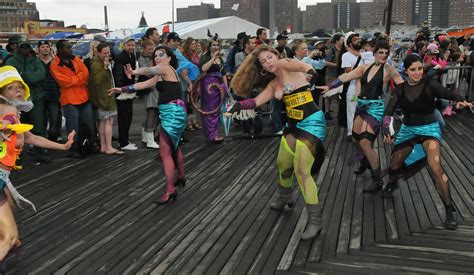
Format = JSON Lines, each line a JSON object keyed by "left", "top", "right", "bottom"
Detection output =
{"left": 120, "top": 85, "right": 136, "bottom": 93}
{"left": 328, "top": 78, "right": 343, "bottom": 90}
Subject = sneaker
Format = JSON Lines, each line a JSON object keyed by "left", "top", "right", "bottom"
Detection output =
{"left": 121, "top": 144, "right": 138, "bottom": 151}
{"left": 33, "top": 154, "right": 52, "bottom": 163}
{"left": 274, "top": 130, "right": 284, "bottom": 135}
{"left": 68, "top": 152, "right": 83, "bottom": 159}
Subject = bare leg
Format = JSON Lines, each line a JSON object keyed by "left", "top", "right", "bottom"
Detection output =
{"left": 0, "top": 199, "right": 18, "bottom": 261}
{"left": 99, "top": 120, "right": 106, "bottom": 153}
{"left": 104, "top": 117, "right": 117, "bottom": 153}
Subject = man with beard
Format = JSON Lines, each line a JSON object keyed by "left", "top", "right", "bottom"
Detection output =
{"left": 341, "top": 32, "right": 362, "bottom": 141}
{"left": 113, "top": 37, "right": 137, "bottom": 151}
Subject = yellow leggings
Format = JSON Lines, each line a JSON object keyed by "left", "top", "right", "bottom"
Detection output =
{"left": 276, "top": 136, "right": 319, "bottom": 204}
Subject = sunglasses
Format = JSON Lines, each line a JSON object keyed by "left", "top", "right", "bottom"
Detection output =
{"left": 376, "top": 50, "right": 389, "bottom": 55}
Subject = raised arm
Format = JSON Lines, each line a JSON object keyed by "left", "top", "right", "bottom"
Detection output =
{"left": 278, "top": 58, "right": 312, "bottom": 74}
{"left": 387, "top": 65, "right": 404, "bottom": 85}
{"left": 316, "top": 65, "right": 365, "bottom": 93}
{"left": 225, "top": 81, "right": 276, "bottom": 115}
{"left": 429, "top": 79, "right": 465, "bottom": 102}
{"left": 108, "top": 75, "right": 160, "bottom": 95}
{"left": 338, "top": 65, "right": 365, "bottom": 83}
{"left": 127, "top": 64, "right": 167, "bottom": 77}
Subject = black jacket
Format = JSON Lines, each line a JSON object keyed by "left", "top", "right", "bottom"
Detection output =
{"left": 113, "top": 50, "right": 136, "bottom": 87}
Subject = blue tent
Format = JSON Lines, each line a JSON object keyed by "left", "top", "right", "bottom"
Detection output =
{"left": 42, "top": 32, "right": 84, "bottom": 40}
{"left": 72, "top": 42, "right": 90, "bottom": 58}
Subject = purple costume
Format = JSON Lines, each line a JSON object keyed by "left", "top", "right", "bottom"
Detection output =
{"left": 199, "top": 61, "right": 226, "bottom": 142}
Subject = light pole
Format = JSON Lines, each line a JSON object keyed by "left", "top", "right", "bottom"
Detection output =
{"left": 385, "top": 0, "right": 393, "bottom": 35}
{"left": 172, "top": 0, "right": 175, "bottom": 32}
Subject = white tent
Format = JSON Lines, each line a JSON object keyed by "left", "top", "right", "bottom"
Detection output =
{"left": 84, "top": 16, "right": 267, "bottom": 40}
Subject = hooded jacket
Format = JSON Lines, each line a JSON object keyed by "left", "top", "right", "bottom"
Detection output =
{"left": 5, "top": 53, "right": 45, "bottom": 101}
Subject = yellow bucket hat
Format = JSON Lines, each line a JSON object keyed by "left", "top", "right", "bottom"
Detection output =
{"left": 0, "top": 66, "right": 30, "bottom": 100}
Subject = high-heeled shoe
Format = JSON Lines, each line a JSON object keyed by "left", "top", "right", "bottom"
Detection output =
{"left": 175, "top": 178, "right": 187, "bottom": 187}
{"left": 157, "top": 190, "right": 178, "bottom": 205}
{"left": 354, "top": 158, "right": 369, "bottom": 175}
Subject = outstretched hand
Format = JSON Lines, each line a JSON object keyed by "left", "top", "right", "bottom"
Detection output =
{"left": 316, "top": 86, "right": 330, "bottom": 94}
{"left": 0, "top": 119, "right": 12, "bottom": 131}
{"left": 108, "top": 87, "right": 122, "bottom": 96}
{"left": 63, "top": 130, "right": 76, "bottom": 150}
{"left": 124, "top": 64, "right": 134, "bottom": 79}
{"left": 383, "top": 134, "right": 394, "bottom": 144}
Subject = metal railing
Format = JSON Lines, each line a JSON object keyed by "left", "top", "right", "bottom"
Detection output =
{"left": 436, "top": 65, "right": 472, "bottom": 101}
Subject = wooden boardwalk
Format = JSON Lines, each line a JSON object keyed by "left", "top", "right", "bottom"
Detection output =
{"left": 5, "top": 109, "right": 474, "bottom": 274}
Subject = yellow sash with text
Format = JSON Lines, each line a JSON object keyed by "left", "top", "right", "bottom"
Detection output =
{"left": 283, "top": 91, "right": 313, "bottom": 120}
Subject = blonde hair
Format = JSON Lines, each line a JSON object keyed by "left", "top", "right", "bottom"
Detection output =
{"left": 89, "top": 40, "right": 100, "bottom": 57}
{"left": 230, "top": 45, "right": 277, "bottom": 97}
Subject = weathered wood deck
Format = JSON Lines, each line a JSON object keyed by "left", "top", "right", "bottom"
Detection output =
{"left": 5, "top": 107, "right": 474, "bottom": 274}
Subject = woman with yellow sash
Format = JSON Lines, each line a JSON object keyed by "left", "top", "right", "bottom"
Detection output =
{"left": 226, "top": 45, "right": 326, "bottom": 240}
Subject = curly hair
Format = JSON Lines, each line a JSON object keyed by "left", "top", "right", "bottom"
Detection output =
{"left": 230, "top": 45, "right": 277, "bottom": 97}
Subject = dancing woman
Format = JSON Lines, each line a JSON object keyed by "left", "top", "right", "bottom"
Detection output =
{"left": 0, "top": 66, "right": 74, "bottom": 272}
{"left": 109, "top": 46, "right": 187, "bottom": 204}
{"left": 319, "top": 40, "right": 404, "bottom": 192}
{"left": 227, "top": 45, "right": 326, "bottom": 240}
{"left": 381, "top": 54, "right": 472, "bottom": 230}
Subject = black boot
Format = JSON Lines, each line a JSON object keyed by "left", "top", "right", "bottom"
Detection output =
{"left": 301, "top": 204, "right": 323, "bottom": 240}
{"left": 364, "top": 167, "right": 384, "bottom": 192}
{"left": 445, "top": 205, "right": 458, "bottom": 230}
{"left": 354, "top": 157, "right": 369, "bottom": 175}
{"left": 382, "top": 181, "right": 399, "bottom": 198}
{"left": 175, "top": 178, "right": 187, "bottom": 187}
{"left": 270, "top": 185, "right": 295, "bottom": 210}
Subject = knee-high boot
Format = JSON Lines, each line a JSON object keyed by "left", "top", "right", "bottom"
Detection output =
{"left": 354, "top": 157, "right": 370, "bottom": 175}
{"left": 301, "top": 204, "right": 323, "bottom": 240}
{"left": 364, "top": 167, "right": 384, "bottom": 192}
{"left": 270, "top": 185, "right": 295, "bottom": 210}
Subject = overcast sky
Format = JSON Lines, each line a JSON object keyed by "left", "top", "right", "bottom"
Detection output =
{"left": 33, "top": 0, "right": 332, "bottom": 30}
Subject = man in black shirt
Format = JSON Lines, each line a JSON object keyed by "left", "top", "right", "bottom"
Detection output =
{"left": 113, "top": 36, "right": 137, "bottom": 151}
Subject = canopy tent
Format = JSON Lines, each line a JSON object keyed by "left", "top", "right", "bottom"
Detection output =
{"left": 83, "top": 16, "right": 267, "bottom": 41}
{"left": 42, "top": 32, "right": 84, "bottom": 40}
{"left": 447, "top": 26, "right": 474, "bottom": 37}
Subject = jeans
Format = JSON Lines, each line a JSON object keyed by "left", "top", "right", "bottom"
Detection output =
{"left": 44, "top": 100, "right": 61, "bottom": 141}
{"left": 23, "top": 98, "right": 46, "bottom": 137}
{"left": 62, "top": 102, "right": 94, "bottom": 153}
